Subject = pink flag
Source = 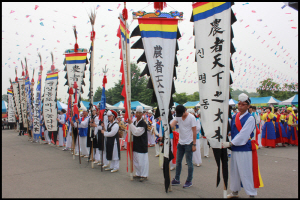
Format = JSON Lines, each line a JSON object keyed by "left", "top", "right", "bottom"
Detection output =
{"left": 35, "top": 5, "right": 39, "bottom": 10}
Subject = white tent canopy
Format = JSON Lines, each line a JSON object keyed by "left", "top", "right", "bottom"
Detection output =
{"left": 278, "top": 94, "right": 298, "bottom": 105}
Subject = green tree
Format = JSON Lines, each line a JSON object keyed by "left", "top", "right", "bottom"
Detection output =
{"left": 173, "top": 92, "right": 188, "bottom": 104}
{"left": 187, "top": 92, "right": 200, "bottom": 102}
{"left": 93, "top": 86, "right": 103, "bottom": 102}
{"left": 92, "top": 63, "right": 156, "bottom": 107}
{"left": 2, "top": 94, "right": 8, "bottom": 103}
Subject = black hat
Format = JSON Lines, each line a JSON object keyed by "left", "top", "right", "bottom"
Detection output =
{"left": 175, "top": 105, "right": 186, "bottom": 117}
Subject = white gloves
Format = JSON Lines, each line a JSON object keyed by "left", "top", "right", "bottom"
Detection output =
{"left": 222, "top": 142, "right": 231, "bottom": 148}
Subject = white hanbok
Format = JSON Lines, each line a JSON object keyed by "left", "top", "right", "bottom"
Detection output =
{"left": 104, "top": 120, "right": 120, "bottom": 170}
{"left": 129, "top": 118, "right": 149, "bottom": 177}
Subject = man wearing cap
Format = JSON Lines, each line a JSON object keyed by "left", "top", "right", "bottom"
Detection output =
{"left": 100, "top": 110, "right": 120, "bottom": 172}
{"left": 128, "top": 106, "right": 149, "bottom": 182}
{"left": 146, "top": 110, "right": 155, "bottom": 147}
{"left": 170, "top": 105, "right": 197, "bottom": 188}
{"left": 222, "top": 93, "right": 259, "bottom": 198}
{"left": 71, "top": 108, "right": 90, "bottom": 157}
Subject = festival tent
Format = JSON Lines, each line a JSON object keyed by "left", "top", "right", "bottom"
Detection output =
{"left": 41, "top": 101, "right": 68, "bottom": 111}
{"left": 57, "top": 101, "right": 68, "bottom": 111}
{"left": 172, "top": 102, "right": 179, "bottom": 108}
{"left": 250, "top": 96, "right": 281, "bottom": 104}
{"left": 184, "top": 101, "right": 200, "bottom": 108}
{"left": 229, "top": 99, "right": 238, "bottom": 106}
{"left": 278, "top": 94, "right": 298, "bottom": 105}
{"left": 80, "top": 101, "right": 119, "bottom": 110}
{"left": 2, "top": 100, "right": 7, "bottom": 113}
{"left": 112, "top": 101, "right": 152, "bottom": 110}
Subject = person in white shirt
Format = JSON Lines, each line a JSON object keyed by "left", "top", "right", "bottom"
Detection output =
{"left": 187, "top": 109, "right": 202, "bottom": 167}
{"left": 170, "top": 105, "right": 197, "bottom": 188}
{"left": 57, "top": 109, "right": 67, "bottom": 147}
{"left": 128, "top": 106, "right": 149, "bottom": 182}
{"left": 71, "top": 108, "right": 89, "bottom": 157}
{"left": 146, "top": 110, "right": 156, "bottom": 147}
{"left": 100, "top": 110, "right": 120, "bottom": 173}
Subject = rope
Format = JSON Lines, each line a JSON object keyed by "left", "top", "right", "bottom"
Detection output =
{"left": 128, "top": 2, "right": 153, "bottom": 28}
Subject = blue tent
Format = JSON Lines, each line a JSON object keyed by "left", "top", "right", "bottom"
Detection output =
{"left": 279, "top": 94, "right": 298, "bottom": 105}
{"left": 183, "top": 101, "right": 200, "bottom": 108}
{"left": 112, "top": 101, "right": 152, "bottom": 110}
{"left": 2, "top": 100, "right": 7, "bottom": 113}
{"left": 41, "top": 101, "right": 67, "bottom": 112}
{"left": 250, "top": 96, "right": 281, "bottom": 104}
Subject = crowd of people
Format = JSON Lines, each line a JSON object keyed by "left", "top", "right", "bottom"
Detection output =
{"left": 12, "top": 94, "right": 298, "bottom": 197}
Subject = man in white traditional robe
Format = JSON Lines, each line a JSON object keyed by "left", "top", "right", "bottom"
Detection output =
{"left": 57, "top": 109, "right": 66, "bottom": 147}
{"left": 146, "top": 110, "right": 155, "bottom": 147}
{"left": 128, "top": 106, "right": 149, "bottom": 182}
{"left": 72, "top": 108, "right": 89, "bottom": 157}
{"left": 222, "top": 93, "right": 257, "bottom": 198}
{"left": 100, "top": 110, "right": 120, "bottom": 173}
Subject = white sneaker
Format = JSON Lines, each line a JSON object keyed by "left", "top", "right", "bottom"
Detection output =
{"left": 170, "top": 167, "right": 175, "bottom": 171}
{"left": 111, "top": 169, "right": 118, "bottom": 173}
{"left": 227, "top": 192, "right": 239, "bottom": 198}
{"left": 102, "top": 165, "right": 109, "bottom": 168}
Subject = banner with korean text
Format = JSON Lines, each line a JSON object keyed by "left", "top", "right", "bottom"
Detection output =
{"left": 193, "top": 2, "right": 231, "bottom": 148}
{"left": 64, "top": 49, "right": 88, "bottom": 104}
{"left": 138, "top": 18, "right": 178, "bottom": 159}
{"left": 33, "top": 73, "right": 42, "bottom": 136}
{"left": 12, "top": 82, "right": 22, "bottom": 123}
{"left": 7, "top": 89, "right": 16, "bottom": 123}
{"left": 19, "top": 78, "right": 28, "bottom": 128}
{"left": 43, "top": 71, "right": 58, "bottom": 131}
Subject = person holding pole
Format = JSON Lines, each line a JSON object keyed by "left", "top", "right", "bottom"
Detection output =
{"left": 71, "top": 108, "right": 89, "bottom": 157}
{"left": 101, "top": 110, "right": 120, "bottom": 173}
{"left": 222, "top": 93, "right": 263, "bottom": 198}
{"left": 128, "top": 106, "right": 149, "bottom": 182}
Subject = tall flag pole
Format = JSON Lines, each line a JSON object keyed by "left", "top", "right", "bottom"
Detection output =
{"left": 191, "top": 2, "right": 236, "bottom": 197}
{"left": 43, "top": 52, "right": 59, "bottom": 135}
{"left": 131, "top": 3, "right": 182, "bottom": 192}
{"left": 19, "top": 60, "right": 28, "bottom": 137}
{"left": 119, "top": 2, "right": 133, "bottom": 180}
{"left": 33, "top": 53, "right": 43, "bottom": 142}
{"left": 88, "top": 9, "right": 96, "bottom": 168}
{"left": 25, "top": 57, "right": 34, "bottom": 141}
{"left": 63, "top": 26, "right": 88, "bottom": 108}
{"left": 99, "top": 65, "right": 108, "bottom": 172}
{"left": 12, "top": 67, "right": 22, "bottom": 132}
{"left": 73, "top": 80, "right": 81, "bottom": 164}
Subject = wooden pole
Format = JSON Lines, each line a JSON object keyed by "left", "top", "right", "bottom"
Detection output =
{"left": 123, "top": 2, "right": 133, "bottom": 181}
{"left": 39, "top": 60, "right": 43, "bottom": 145}
{"left": 88, "top": 10, "right": 96, "bottom": 169}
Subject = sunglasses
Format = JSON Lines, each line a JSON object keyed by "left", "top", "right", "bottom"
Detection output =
{"left": 238, "top": 102, "right": 248, "bottom": 106}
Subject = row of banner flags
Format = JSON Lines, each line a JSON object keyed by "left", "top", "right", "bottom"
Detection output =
{"left": 6, "top": 2, "right": 267, "bottom": 196}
